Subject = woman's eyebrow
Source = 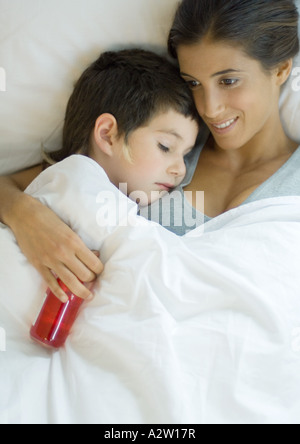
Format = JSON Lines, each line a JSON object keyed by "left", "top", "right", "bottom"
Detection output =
{"left": 180, "top": 69, "right": 243, "bottom": 79}
{"left": 180, "top": 72, "right": 196, "bottom": 78}
{"left": 211, "top": 69, "right": 243, "bottom": 77}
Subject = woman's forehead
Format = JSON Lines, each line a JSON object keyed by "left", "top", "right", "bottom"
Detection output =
{"left": 177, "top": 40, "right": 258, "bottom": 78}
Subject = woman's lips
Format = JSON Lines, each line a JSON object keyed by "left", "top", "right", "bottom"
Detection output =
{"left": 209, "top": 117, "right": 239, "bottom": 134}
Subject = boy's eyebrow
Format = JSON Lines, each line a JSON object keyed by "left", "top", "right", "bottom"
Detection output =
{"left": 157, "top": 130, "right": 183, "bottom": 140}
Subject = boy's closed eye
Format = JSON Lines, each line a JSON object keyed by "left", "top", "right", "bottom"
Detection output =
{"left": 158, "top": 143, "right": 195, "bottom": 157}
{"left": 158, "top": 143, "right": 170, "bottom": 153}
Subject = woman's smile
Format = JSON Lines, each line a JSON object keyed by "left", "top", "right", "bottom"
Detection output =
{"left": 209, "top": 117, "right": 239, "bottom": 134}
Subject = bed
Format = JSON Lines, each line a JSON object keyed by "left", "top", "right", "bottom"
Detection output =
{"left": 1, "top": 0, "right": 300, "bottom": 425}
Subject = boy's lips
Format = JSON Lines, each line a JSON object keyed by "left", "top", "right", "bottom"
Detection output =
{"left": 155, "top": 183, "right": 175, "bottom": 191}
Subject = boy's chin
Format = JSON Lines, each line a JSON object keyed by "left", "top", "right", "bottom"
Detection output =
{"left": 138, "top": 190, "right": 169, "bottom": 207}
{"left": 128, "top": 189, "right": 169, "bottom": 207}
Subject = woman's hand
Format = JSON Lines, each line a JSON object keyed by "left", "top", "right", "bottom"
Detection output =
{"left": 10, "top": 193, "right": 104, "bottom": 302}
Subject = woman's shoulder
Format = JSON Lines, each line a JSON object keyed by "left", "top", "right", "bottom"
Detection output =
{"left": 245, "top": 144, "right": 300, "bottom": 203}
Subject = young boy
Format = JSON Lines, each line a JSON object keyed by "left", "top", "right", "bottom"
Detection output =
{"left": 0, "top": 49, "right": 200, "bottom": 302}
{"left": 45, "top": 49, "right": 200, "bottom": 206}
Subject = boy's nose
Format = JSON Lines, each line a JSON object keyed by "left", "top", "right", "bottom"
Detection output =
{"left": 167, "top": 158, "right": 186, "bottom": 179}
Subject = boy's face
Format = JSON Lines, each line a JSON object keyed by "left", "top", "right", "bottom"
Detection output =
{"left": 109, "top": 110, "right": 199, "bottom": 206}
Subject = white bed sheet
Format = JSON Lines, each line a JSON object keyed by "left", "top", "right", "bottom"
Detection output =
{"left": 1, "top": 156, "right": 300, "bottom": 424}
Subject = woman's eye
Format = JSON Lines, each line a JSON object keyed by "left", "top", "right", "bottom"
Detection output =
{"left": 221, "top": 78, "right": 239, "bottom": 87}
{"left": 158, "top": 143, "right": 170, "bottom": 153}
{"left": 186, "top": 80, "right": 200, "bottom": 90}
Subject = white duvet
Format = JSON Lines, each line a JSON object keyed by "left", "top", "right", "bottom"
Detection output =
{"left": 1, "top": 155, "right": 300, "bottom": 424}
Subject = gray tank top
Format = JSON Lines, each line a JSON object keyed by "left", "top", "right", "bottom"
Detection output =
{"left": 139, "top": 127, "right": 300, "bottom": 236}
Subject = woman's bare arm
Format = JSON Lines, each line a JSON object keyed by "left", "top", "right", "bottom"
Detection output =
{"left": 0, "top": 165, "right": 43, "bottom": 226}
{"left": 0, "top": 165, "right": 104, "bottom": 302}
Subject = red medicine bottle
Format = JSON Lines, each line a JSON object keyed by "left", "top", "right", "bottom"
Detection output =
{"left": 30, "top": 279, "right": 89, "bottom": 349}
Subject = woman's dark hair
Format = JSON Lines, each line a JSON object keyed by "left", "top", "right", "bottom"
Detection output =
{"left": 47, "top": 49, "right": 200, "bottom": 164}
{"left": 168, "top": 0, "right": 299, "bottom": 71}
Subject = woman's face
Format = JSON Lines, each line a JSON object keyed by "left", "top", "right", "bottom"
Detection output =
{"left": 177, "top": 39, "right": 283, "bottom": 152}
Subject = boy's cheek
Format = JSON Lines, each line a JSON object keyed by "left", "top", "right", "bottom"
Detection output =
{"left": 127, "top": 187, "right": 168, "bottom": 207}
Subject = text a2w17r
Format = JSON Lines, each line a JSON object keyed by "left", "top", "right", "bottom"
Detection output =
{"left": 147, "top": 429, "right": 196, "bottom": 439}
{"left": 104, "top": 428, "right": 196, "bottom": 441}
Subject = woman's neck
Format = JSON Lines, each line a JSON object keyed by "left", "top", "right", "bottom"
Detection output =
{"left": 212, "top": 113, "right": 298, "bottom": 172}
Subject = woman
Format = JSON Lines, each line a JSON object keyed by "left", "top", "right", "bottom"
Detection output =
{"left": 0, "top": 0, "right": 299, "bottom": 301}
{"left": 140, "top": 0, "right": 300, "bottom": 234}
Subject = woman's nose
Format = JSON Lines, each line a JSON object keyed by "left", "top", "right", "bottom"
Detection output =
{"left": 196, "top": 88, "right": 225, "bottom": 120}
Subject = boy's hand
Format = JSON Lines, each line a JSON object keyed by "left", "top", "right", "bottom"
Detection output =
{"left": 10, "top": 194, "right": 104, "bottom": 302}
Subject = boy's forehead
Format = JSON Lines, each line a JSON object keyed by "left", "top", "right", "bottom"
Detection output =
{"left": 149, "top": 109, "right": 199, "bottom": 137}
{"left": 156, "top": 129, "right": 183, "bottom": 140}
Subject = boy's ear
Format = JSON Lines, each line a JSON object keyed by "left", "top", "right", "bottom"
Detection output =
{"left": 93, "top": 113, "right": 119, "bottom": 156}
{"left": 274, "top": 59, "right": 293, "bottom": 86}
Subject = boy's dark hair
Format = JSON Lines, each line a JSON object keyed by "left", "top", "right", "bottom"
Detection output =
{"left": 47, "top": 49, "right": 200, "bottom": 163}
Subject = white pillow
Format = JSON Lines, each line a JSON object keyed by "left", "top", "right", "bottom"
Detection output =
{"left": 0, "top": 0, "right": 178, "bottom": 175}
{"left": 0, "top": 0, "right": 299, "bottom": 175}
{"left": 280, "top": 0, "right": 300, "bottom": 142}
